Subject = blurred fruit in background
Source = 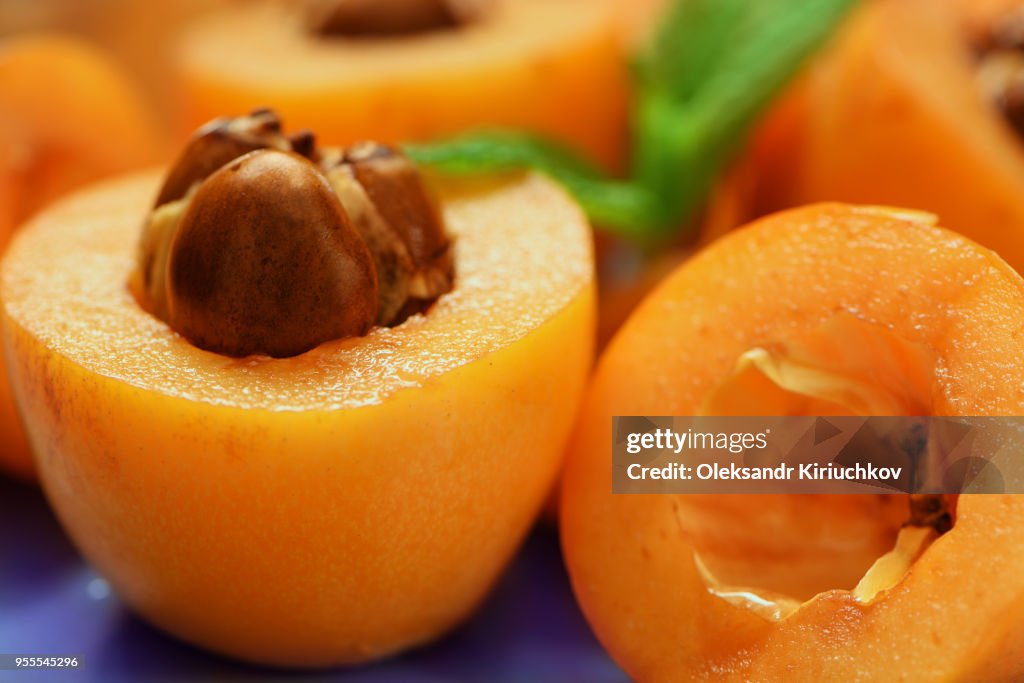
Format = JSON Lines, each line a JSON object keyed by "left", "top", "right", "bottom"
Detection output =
{"left": 0, "top": 0, "right": 235, "bottom": 125}
{"left": 173, "top": 0, "right": 629, "bottom": 171}
{"left": 0, "top": 35, "right": 163, "bottom": 233}
{"left": 737, "top": 0, "right": 1024, "bottom": 273}
{"left": 0, "top": 32, "right": 163, "bottom": 479}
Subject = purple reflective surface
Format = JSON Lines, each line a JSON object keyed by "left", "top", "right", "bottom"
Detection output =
{"left": 0, "top": 476, "right": 627, "bottom": 683}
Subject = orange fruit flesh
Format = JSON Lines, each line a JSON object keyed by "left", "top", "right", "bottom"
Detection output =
{"left": 562, "top": 204, "right": 1024, "bottom": 681}
{"left": 0, "top": 33, "right": 163, "bottom": 479}
{"left": 747, "top": 0, "right": 1024, "bottom": 274}
{"left": 1, "top": 171, "right": 595, "bottom": 667}
{"left": 175, "top": 0, "right": 628, "bottom": 171}
{"left": 0, "top": 34, "right": 163, "bottom": 230}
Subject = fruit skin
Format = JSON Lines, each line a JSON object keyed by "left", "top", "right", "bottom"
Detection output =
{"left": 745, "top": 0, "right": 1024, "bottom": 274}
{"left": 174, "top": 0, "right": 628, "bottom": 171}
{"left": 1, "top": 170, "right": 595, "bottom": 667}
{"left": 0, "top": 33, "right": 163, "bottom": 479}
{"left": 562, "top": 204, "right": 1024, "bottom": 681}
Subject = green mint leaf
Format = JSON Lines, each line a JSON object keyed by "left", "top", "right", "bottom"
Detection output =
{"left": 633, "top": 0, "right": 858, "bottom": 229}
{"left": 408, "top": 0, "right": 857, "bottom": 241}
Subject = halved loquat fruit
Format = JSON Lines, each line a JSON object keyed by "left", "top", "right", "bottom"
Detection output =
{"left": 562, "top": 203, "right": 1024, "bottom": 681}
{"left": 1, "top": 162, "right": 594, "bottom": 666}
{"left": 174, "top": 0, "right": 628, "bottom": 170}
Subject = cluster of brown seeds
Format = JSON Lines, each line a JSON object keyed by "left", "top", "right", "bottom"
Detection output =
{"left": 133, "top": 108, "right": 454, "bottom": 358}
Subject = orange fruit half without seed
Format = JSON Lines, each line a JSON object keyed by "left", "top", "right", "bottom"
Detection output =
{"left": 562, "top": 204, "right": 1024, "bottom": 682}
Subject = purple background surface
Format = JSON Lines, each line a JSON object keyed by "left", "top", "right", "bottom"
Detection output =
{"left": 0, "top": 476, "right": 627, "bottom": 682}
